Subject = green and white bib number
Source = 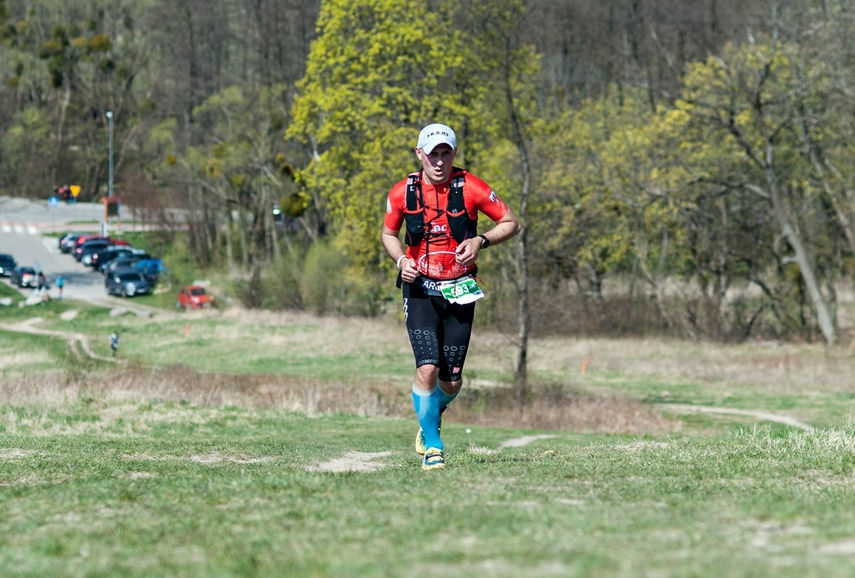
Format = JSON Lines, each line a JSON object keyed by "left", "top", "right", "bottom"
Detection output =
{"left": 436, "top": 276, "right": 484, "bottom": 305}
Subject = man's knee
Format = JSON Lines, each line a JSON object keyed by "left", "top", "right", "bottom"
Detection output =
{"left": 439, "top": 379, "right": 462, "bottom": 395}
{"left": 414, "top": 365, "right": 439, "bottom": 390}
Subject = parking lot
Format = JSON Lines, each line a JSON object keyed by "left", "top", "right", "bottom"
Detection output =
{"left": 1, "top": 197, "right": 130, "bottom": 302}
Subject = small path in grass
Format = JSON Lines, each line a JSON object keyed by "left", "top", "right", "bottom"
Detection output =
{"left": 661, "top": 403, "right": 815, "bottom": 431}
{"left": 8, "top": 315, "right": 119, "bottom": 363}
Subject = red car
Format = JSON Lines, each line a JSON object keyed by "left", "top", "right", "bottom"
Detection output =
{"left": 72, "top": 234, "right": 107, "bottom": 248}
{"left": 177, "top": 285, "right": 215, "bottom": 309}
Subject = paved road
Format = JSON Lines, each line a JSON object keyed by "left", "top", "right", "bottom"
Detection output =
{"left": 0, "top": 196, "right": 115, "bottom": 302}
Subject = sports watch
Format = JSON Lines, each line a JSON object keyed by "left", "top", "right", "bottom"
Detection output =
{"left": 479, "top": 234, "right": 490, "bottom": 249}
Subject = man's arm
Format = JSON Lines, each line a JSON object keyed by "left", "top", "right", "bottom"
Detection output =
{"left": 454, "top": 208, "right": 521, "bottom": 268}
{"left": 381, "top": 225, "right": 419, "bottom": 283}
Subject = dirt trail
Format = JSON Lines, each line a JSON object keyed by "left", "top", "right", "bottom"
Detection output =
{"left": 8, "top": 316, "right": 119, "bottom": 363}
{"left": 662, "top": 403, "right": 815, "bottom": 431}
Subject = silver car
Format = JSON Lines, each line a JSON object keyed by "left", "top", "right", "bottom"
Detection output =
{"left": 105, "top": 271, "right": 151, "bottom": 297}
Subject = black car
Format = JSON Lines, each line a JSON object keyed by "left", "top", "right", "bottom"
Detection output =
{"left": 10, "top": 266, "right": 37, "bottom": 288}
{"left": 89, "top": 247, "right": 139, "bottom": 269}
{"left": 74, "top": 239, "right": 112, "bottom": 262}
{"left": 100, "top": 254, "right": 151, "bottom": 275}
{"left": 0, "top": 253, "right": 16, "bottom": 277}
{"left": 105, "top": 271, "right": 151, "bottom": 297}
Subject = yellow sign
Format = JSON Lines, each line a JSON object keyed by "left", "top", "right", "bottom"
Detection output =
{"left": 70, "top": 185, "right": 81, "bottom": 197}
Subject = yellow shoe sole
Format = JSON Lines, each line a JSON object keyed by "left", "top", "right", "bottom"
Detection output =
{"left": 422, "top": 448, "right": 445, "bottom": 470}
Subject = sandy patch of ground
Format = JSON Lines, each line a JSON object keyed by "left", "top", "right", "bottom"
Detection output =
{"left": 190, "top": 453, "right": 272, "bottom": 465}
{"left": 306, "top": 451, "right": 394, "bottom": 473}
{"left": 612, "top": 441, "right": 671, "bottom": 451}
{"left": 497, "top": 435, "right": 557, "bottom": 450}
{"left": 0, "top": 449, "right": 40, "bottom": 459}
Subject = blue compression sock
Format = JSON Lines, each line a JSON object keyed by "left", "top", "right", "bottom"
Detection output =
{"left": 437, "top": 382, "right": 459, "bottom": 413}
{"left": 412, "top": 384, "right": 442, "bottom": 451}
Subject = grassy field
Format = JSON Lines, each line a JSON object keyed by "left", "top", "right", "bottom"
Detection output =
{"left": 3, "top": 288, "right": 855, "bottom": 577}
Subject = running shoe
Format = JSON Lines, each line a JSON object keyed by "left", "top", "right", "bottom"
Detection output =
{"left": 422, "top": 448, "right": 445, "bottom": 470}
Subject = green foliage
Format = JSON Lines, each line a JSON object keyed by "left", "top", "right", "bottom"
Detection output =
{"left": 280, "top": 192, "right": 310, "bottom": 218}
{"left": 288, "top": 0, "right": 488, "bottom": 275}
{"left": 299, "top": 239, "right": 350, "bottom": 315}
{"left": 168, "top": 84, "right": 297, "bottom": 269}
{"left": 87, "top": 33, "right": 110, "bottom": 52}
{"left": 675, "top": 38, "right": 846, "bottom": 341}
{"left": 230, "top": 249, "right": 305, "bottom": 311}
{"left": 2, "top": 107, "right": 52, "bottom": 189}
{"left": 533, "top": 90, "right": 692, "bottom": 290}
{"left": 286, "top": 0, "right": 546, "bottom": 325}
{"left": 0, "top": 1, "right": 152, "bottom": 197}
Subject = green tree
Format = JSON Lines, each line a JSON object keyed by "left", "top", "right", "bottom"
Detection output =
{"left": 0, "top": 1, "right": 154, "bottom": 198}
{"left": 287, "top": 0, "right": 484, "bottom": 279}
{"left": 156, "top": 84, "right": 295, "bottom": 270}
{"left": 678, "top": 39, "right": 839, "bottom": 345}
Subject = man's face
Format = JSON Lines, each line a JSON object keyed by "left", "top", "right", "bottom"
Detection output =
{"left": 415, "top": 144, "right": 456, "bottom": 185}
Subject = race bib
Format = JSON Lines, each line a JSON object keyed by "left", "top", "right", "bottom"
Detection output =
{"left": 435, "top": 276, "right": 484, "bottom": 305}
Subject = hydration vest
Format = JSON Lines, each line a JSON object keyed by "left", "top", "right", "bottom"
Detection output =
{"left": 403, "top": 168, "right": 477, "bottom": 246}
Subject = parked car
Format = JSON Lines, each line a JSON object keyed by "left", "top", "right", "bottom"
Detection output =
{"left": 58, "top": 233, "right": 82, "bottom": 253}
{"left": 10, "top": 266, "right": 37, "bottom": 288}
{"left": 72, "top": 234, "right": 108, "bottom": 250}
{"left": 0, "top": 253, "right": 17, "bottom": 277}
{"left": 74, "top": 238, "right": 130, "bottom": 262}
{"left": 177, "top": 285, "right": 215, "bottom": 309}
{"left": 136, "top": 258, "right": 166, "bottom": 286}
{"left": 89, "top": 246, "right": 141, "bottom": 269}
{"left": 74, "top": 239, "right": 111, "bottom": 261}
{"left": 100, "top": 254, "right": 152, "bottom": 275}
{"left": 77, "top": 241, "right": 114, "bottom": 264}
{"left": 105, "top": 271, "right": 151, "bottom": 297}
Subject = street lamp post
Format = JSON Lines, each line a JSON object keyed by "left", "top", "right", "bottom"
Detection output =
{"left": 105, "top": 110, "right": 114, "bottom": 236}
{"left": 106, "top": 111, "right": 114, "bottom": 198}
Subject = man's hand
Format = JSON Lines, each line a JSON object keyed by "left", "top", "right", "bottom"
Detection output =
{"left": 400, "top": 257, "right": 420, "bottom": 283}
{"left": 454, "top": 237, "right": 481, "bottom": 268}
{"left": 382, "top": 225, "right": 421, "bottom": 282}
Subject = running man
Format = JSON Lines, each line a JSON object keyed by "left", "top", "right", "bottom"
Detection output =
{"left": 381, "top": 123, "right": 520, "bottom": 470}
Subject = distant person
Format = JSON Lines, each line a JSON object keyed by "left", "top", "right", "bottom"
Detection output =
{"left": 36, "top": 272, "right": 46, "bottom": 291}
{"left": 56, "top": 275, "right": 64, "bottom": 299}
{"left": 109, "top": 331, "right": 120, "bottom": 357}
{"left": 381, "top": 123, "right": 520, "bottom": 470}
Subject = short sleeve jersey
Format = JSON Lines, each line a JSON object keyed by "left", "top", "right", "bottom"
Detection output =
{"left": 384, "top": 169, "right": 509, "bottom": 280}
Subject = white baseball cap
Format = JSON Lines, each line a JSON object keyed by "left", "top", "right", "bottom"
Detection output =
{"left": 417, "top": 123, "right": 457, "bottom": 154}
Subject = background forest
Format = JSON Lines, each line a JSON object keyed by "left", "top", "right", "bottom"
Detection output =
{"left": 1, "top": 0, "right": 854, "bottom": 348}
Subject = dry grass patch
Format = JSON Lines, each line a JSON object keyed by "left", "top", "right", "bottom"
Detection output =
{"left": 452, "top": 384, "right": 677, "bottom": 434}
{"left": 0, "top": 351, "right": 53, "bottom": 369}
{"left": 214, "top": 309, "right": 405, "bottom": 356}
{"left": 0, "top": 364, "right": 680, "bottom": 435}
{"left": 514, "top": 335, "right": 855, "bottom": 396}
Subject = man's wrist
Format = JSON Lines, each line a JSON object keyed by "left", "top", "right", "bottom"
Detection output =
{"left": 396, "top": 255, "right": 406, "bottom": 269}
{"left": 479, "top": 234, "right": 490, "bottom": 249}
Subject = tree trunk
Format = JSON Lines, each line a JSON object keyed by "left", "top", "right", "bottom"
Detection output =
{"left": 768, "top": 180, "right": 836, "bottom": 345}
{"left": 502, "top": 39, "right": 532, "bottom": 406}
